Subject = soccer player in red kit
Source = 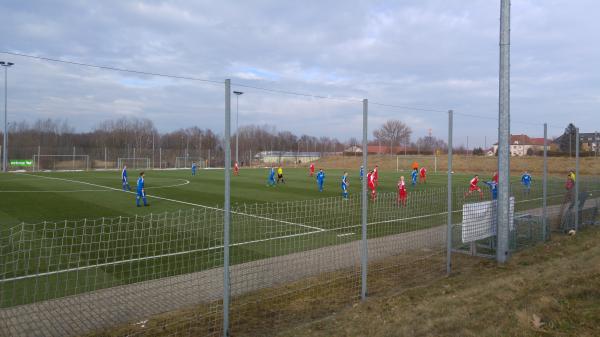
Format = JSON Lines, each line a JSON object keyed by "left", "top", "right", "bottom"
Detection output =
{"left": 373, "top": 165, "right": 379, "bottom": 187}
{"left": 309, "top": 163, "right": 315, "bottom": 177}
{"left": 465, "top": 174, "right": 484, "bottom": 199}
{"left": 233, "top": 161, "right": 239, "bottom": 176}
{"left": 367, "top": 170, "right": 377, "bottom": 201}
{"left": 419, "top": 167, "right": 427, "bottom": 183}
{"left": 492, "top": 171, "right": 498, "bottom": 184}
{"left": 397, "top": 176, "right": 407, "bottom": 206}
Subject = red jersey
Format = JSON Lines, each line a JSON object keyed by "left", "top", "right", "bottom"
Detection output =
{"left": 470, "top": 177, "right": 479, "bottom": 187}
{"left": 492, "top": 172, "right": 498, "bottom": 184}
{"left": 234, "top": 162, "right": 239, "bottom": 170}
{"left": 373, "top": 167, "right": 379, "bottom": 181}
{"left": 419, "top": 167, "right": 426, "bottom": 177}
{"left": 310, "top": 164, "right": 315, "bottom": 172}
{"left": 398, "top": 180, "right": 406, "bottom": 193}
{"left": 367, "top": 172, "right": 375, "bottom": 189}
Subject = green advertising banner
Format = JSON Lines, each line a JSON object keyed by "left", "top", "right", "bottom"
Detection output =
{"left": 10, "top": 160, "right": 33, "bottom": 167}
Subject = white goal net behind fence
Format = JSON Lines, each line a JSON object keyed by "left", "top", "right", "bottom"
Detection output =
{"left": 396, "top": 155, "right": 438, "bottom": 172}
{"left": 175, "top": 157, "right": 205, "bottom": 169}
{"left": 33, "top": 155, "right": 90, "bottom": 172}
{"left": 117, "top": 158, "right": 150, "bottom": 170}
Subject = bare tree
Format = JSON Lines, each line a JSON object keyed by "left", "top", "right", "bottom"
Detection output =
{"left": 372, "top": 120, "right": 412, "bottom": 154}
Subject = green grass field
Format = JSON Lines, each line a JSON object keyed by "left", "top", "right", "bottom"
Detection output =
{"left": 0, "top": 167, "right": 580, "bottom": 308}
{"left": 0, "top": 168, "right": 562, "bottom": 225}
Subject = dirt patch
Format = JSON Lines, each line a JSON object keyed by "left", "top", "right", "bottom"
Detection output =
{"left": 315, "top": 155, "right": 600, "bottom": 176}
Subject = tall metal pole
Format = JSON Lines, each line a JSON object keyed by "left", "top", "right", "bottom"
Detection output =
{"left": 447, "top": 110, "right": 453, "bottom": 274}
{"left": 223, "top": 79, "right": 232, "bottom": 336}
{"left": 497, "top": 0, "right": 511, "bottom": 264}
{"left": 575, "top": 127, "right": 580, "bottom": 231}
{"left": 361, "top": 98, "right": 368, "bottom": 300}
{"left": 1, "top": 62, "right": 13, "bottom": 172}
{"left": 543, "top": 123, "right": 548, "bottom": 240}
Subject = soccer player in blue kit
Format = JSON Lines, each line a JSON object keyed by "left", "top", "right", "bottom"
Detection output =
{"left": 521, "top": 170, "right": 532, "bottom": 196}
{"left": 136, "top": 172, "right": 149, "bottom": 207}
{"left": 411, "top": 168, "right": 418, "bottom": 186}
{"left": 121, "top": 165, "right": 131, "bottom": 191}
{"left": 341, "top": 172, "right": 349, "bottom": 199}
{"left": 316, "top": 169, "right": 325, "bottom": 192}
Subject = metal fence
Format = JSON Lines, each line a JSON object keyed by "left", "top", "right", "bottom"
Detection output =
{"left": 2, "top": 175, "right": 599, "bottom": 336}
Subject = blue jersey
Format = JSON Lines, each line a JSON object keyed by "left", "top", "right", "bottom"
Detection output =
{"left": 483, "top": 181, "right": 498, "bottom": 199}
{"left": 269, "top": 168, "right": 275, "bottom": 179}
{"left": 192, "top": 163, "right": 197, "bottom": 170}
{"left": 341, "top": 175, "right": 348, "bottom": 188}
{"left": 411, "top": 170, "right": 418, "bottom": 181}
{"left": 521, "top": 174, "right": 532, "bottom": 186}
{"left": 122, "top": 168, "right": 128, "bottom": 182}
{"left": 360, "top": 167, "right": 364, "bottom": 178}
{"left": 317, "top": 172, "right": 325, "bottom": 183}
{"left": 137, "top": 177, "right": 145, "bottom": 193}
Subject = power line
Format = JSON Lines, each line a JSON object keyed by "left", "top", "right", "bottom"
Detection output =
{"left": 0, "top": 51, "right": 223, "bottom": 85}
{"left": 2, "top": 51, "right": 454, "bottom": 113}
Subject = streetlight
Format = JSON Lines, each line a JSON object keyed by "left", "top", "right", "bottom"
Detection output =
{"left": 233, "top": 91, "right": 243, "bottom": 166}
{"left": 0, "top": 61, "right": 14, "bottom": 172}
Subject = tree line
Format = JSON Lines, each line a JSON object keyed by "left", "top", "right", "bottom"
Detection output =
{"left": 3, "top": 117, "right": 449, "bottom": 166}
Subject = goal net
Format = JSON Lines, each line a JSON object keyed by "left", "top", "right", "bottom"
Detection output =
{"left": 33, "top": 154, "right": 90, "bottom": 172}
{"left": 395, "top": 155, "right": 438, "bottom": 172}
{"left": 117, "top": 157, "right": 150, "bottom": 170}
{"left": 175, "top": 157, "right": 205, "bottom": 169}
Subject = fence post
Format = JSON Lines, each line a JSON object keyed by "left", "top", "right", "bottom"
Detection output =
{"left": 223, "top": 79, "right": 232, "bottom": 336}
{"left": 497, "top": 0, "right": 511, "bottom": 264}
{"left": 575, "top": 127, "right": 579, "bottom": 231}
{"left": 104, "top": 147, "right": 107, "bottom": 170}
{"left": 37, "top": 145, "right": 40, "bottom": 171}
{"left": 446, "top": 110, "right": 453, "bottom": 275}
{"left": 361, "top": 98, "right": 368, "bottom": 300}
{"left": 543, "top": 123, "right": 548, "bottom": 239}
{"left": 72, "top": 146, "right": 76, "bottom": 170}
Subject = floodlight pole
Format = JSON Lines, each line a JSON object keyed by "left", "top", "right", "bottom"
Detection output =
{"left": 233, "top": 91, "right": 243, "bottom": 166}
{"left": 1, "top": 61, "right": 14, "bottom": 172}
{"left": 497, "top": 0, "right": 511, "bottom": 264}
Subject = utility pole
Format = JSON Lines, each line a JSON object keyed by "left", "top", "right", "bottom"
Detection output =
{"left": 0, "top": 61, "right": 14, "bottom": 172}
{"left": 497, "top": 0, "right": 511, "bottom": 264}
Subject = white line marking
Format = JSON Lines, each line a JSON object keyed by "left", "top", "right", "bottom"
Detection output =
{"left": 0, "top": 189, "right": 111, "bottom": 193}
{"left": 336, "top": 233, "right": 355, "bottom": 237}
{"left": 20, "top": 173, "right": 325, "bottom": 232}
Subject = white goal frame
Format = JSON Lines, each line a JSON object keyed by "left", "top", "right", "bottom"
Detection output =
{"left": 32, "top": 154, "right": 90, "bottom": 172}
{"left": 395, "top": 155, "right": 438, "bottom": 173}
{"left": 175, "top": 157, "right": 204, "bottom": 169}
{"left": 117, "top": 157, "right": 151, "bottom": 170}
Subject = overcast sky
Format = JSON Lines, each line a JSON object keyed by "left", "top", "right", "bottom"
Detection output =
{"left": 1, "top": 0, "right": 599, "bottom": 147}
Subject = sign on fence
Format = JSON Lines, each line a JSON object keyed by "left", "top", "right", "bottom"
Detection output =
{"left": 10, "top": 159, "right": 33, "bottom": 167}
{"left": 462, "top": 197, "right": 514, "bottom": 243}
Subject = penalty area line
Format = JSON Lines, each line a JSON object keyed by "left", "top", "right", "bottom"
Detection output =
{"left": 20, "top": 173, "right": 325, "bottom": 232}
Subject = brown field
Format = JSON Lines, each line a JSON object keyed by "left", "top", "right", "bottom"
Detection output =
{"left": 315, "top": 155, "right": 600, "bottom": 176}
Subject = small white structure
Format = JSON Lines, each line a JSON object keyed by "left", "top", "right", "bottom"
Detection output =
{"left": 256, "top": 151, "right": 320, "bottom": 164}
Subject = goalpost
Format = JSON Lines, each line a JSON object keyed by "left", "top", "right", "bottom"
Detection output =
{"left": 175, "top": 157, "right": 205, "bottom": 169}
{"left": 32, "top": 154, "right": 90, "bottom": 172}
{"left": 117, "top": 157, "right": 150, "bottom": 170}
{"left": 396, "top": 155, "right": 438, "bottom": 173}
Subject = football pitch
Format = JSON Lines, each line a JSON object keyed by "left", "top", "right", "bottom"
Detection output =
{"left": 0, "top": 168, "right": 567, "bottom": 307}
{"left": 1, "top": 168, "right": 473, "bottom": 225}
